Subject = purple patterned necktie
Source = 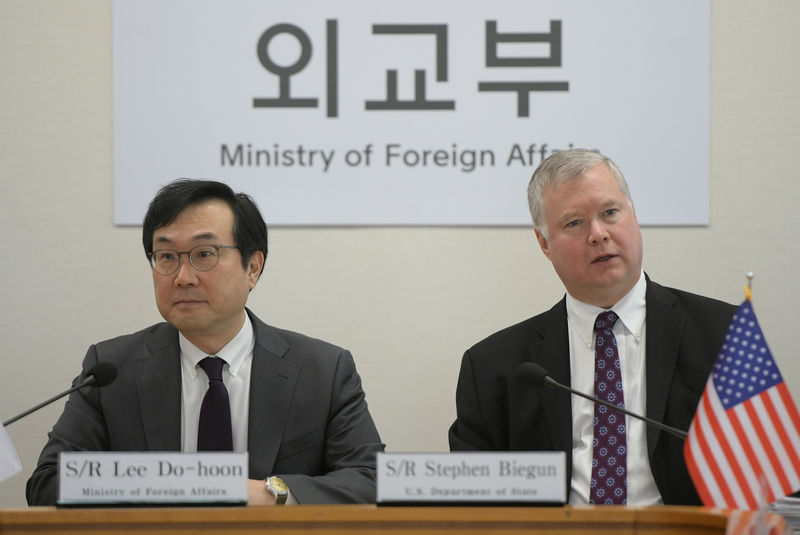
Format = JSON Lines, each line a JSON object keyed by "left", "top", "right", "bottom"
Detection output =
{"left": 197, "top": 357, "right": 233, "bottom": 451}
{"left": 590, "top": 310, "right": 627, "bottom": 505}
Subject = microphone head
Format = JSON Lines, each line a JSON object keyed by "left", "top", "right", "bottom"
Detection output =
{"left": 516, "top": 362, "right": 551, "bottom": 389}
{"left": 86, "top": 362, "right": 118, "bottom": 387}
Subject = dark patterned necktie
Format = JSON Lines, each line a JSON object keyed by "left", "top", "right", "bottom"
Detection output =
{"left": 590, "top": 310, "right": 627, "bottom": 504}
{"left": 197, "top": 356, "right": 233, "bottom": 451}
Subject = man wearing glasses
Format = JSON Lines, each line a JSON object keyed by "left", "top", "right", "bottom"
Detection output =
{"left": 26, "top": 179, "right": 384, "bottom": 505}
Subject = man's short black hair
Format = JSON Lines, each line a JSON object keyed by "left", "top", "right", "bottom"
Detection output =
{"left": 142, "top": 179, "right": 268, "bottom": 277}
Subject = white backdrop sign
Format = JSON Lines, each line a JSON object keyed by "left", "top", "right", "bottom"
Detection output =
{"left": 112, "top": 0, "right": 709, "bottom": 226}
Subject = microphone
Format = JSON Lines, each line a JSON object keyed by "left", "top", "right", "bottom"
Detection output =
{"left": 2, "top": 363, "right": 118, "bottom": 427}
{"left": 517, "top": 362, "right": 688, "bottom": 440}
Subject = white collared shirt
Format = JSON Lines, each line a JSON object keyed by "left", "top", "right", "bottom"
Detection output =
{"left": 179, "top": 315, "right": 254, "bottom": 453}
{"left": 566, "top": 272, "right": 662, "bottom": 505}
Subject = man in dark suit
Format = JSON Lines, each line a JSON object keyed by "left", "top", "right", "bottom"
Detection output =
{"left": 27, "top": 180, "right": 384, "bottom": 506}
{"left": 449, "top": 149, "right": 736, "bottom": 505}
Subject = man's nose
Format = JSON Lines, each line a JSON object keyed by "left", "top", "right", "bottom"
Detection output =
{"left": 172, "top": 253, "right": 198, "bottom": 286}
{"left": 588, "top": 220, "right": 610, "bottom": 244}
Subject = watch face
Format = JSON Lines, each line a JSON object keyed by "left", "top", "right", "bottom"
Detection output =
{"left": 270, "top": 477, "right": 288, "bottom": 493}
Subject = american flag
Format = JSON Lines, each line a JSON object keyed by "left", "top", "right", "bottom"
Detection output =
{"left": 684, "top": 298, "right": 800, "bottom": 509}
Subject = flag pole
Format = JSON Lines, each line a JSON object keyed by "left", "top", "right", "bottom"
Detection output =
{"left": 745, "top": 271, "right": 754, "bottom": 301}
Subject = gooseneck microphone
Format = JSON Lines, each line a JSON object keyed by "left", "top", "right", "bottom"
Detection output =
{"left": 2, "top": 362, "right": 118, "bottom": 427}
{"left": 517, "top": 362, "right": 688, "bottom": 440}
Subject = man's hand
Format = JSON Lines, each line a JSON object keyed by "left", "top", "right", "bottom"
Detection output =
{"left": 247, "top": 478, "right": 277, "bottom": 506}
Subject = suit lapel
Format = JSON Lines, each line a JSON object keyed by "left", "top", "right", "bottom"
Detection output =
{"left": 644, "top": 278, "right": 685, "bottom": 458}
{"left": 134, "top": 324, "right": 182, "bottom": 451}
{"left": 528, "top": 299, "right": 572, "bottom": 453}
{"left": 246, "top": 311, "right": 300, "bottom": 479}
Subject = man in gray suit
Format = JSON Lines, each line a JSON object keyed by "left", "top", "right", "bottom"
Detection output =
{"left": 449, "top": 149, "right": 736, "bottom": 505}
{"left": 27, "top": 179, "right": 384, "bottom": 506}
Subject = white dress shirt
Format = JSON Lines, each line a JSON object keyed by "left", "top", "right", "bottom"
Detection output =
{"left": 179, "top": 315, "right": 254, "bottom": 453}
{"left": 566, "top": 272, "right": 662, "bottom": 505}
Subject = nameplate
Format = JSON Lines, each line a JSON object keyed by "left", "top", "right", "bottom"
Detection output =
{"left": 58, "top": 452, "right": 248, "bottom": 506}
{"left": 376, "top": 452, "right": 566, "bottom": 504}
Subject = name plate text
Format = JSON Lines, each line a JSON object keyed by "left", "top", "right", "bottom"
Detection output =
{"left": 377, "top": 452, "right": 566, "bottom": 503}
{"left": 58, "top": 452, "right": 248, "bottom": 505}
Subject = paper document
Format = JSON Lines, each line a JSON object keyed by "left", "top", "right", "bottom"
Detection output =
{"left": 0, "top": 423, "right": 22, "bottom": 482}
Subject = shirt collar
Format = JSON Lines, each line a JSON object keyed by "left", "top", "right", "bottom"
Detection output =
{"left": 179, "top": 314, "right": 255, "bottom": 379}
{"left": 566, "top": 271, "right": 646, "bottom": 348}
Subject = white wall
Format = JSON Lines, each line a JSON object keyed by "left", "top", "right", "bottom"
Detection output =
{"left": 1, "top": 1, "right": 799, "bottom": 507}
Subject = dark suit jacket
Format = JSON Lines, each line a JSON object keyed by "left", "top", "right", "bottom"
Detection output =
{"left": 27, "top": 310, "right": 384, "bottom": 505}
{"left": 448, "top": 277, "right": 736, "bottom": 505}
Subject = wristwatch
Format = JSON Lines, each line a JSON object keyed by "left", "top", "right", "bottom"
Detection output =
{"left": 265, "top": 475, "right": 288, "bottom": 505}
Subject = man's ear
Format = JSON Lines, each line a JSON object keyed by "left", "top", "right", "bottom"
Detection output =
{"left": 247, "top": 251, "right": 265, "bottom": 288}
{"left": 534, "top": 228, "right": 551, "bottom": 260}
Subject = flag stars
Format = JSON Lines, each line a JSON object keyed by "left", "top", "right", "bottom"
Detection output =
{"left": 709, "top": 301, "right": 782, "bottom": 410}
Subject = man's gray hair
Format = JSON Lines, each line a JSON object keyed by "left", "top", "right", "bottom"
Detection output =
{"left": 527, "top": 148, "right": 632, "bottom": 238}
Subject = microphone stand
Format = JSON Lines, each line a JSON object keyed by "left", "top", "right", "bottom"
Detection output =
{"left": 3, "top": 375, "right": 97, "bottom": 427}
{"left": 541, "top": 376, "right": 688, "bottom": 440}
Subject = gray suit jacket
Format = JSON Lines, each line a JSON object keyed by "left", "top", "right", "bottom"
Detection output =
{"left": 26, "top": 310, "right": 384, "bottom": 505}
{"left": 449, "top": 277, "right": 736, "bottom": 505}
